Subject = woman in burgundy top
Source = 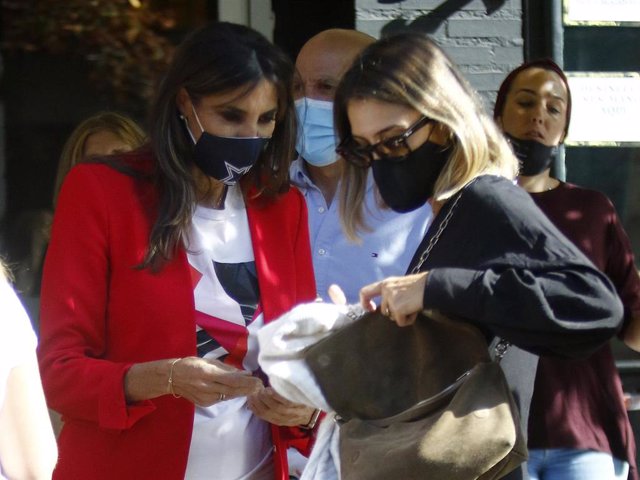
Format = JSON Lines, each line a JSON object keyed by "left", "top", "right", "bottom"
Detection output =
{"left": 495, "top": 58, "right": 640, "bottom": 480}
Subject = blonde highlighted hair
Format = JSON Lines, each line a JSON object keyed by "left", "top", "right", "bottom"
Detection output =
{"left": 53, "top": 111, "right": 146, "bottom": 206}
{"left": 334, "top": 33, "right": 518, "bottom": 240}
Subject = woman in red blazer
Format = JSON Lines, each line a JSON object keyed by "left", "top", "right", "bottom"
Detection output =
{"left": 38, "top": 22, "right": 317, "bottom": 480}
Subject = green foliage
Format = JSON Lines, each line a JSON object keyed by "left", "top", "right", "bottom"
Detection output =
{"left": 2, "top": 0, "right": 176, "bottom": 111}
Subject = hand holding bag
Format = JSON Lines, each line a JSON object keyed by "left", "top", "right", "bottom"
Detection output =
{"left": 304, "top": 184, "right": 527, "bottom": 480}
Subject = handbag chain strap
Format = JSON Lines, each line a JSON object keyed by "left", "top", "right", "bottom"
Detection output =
{"left": 410, "top": 187, "right": 466, "bottom": 275}
{"left": 408, "top": 178, "right": 510, "bottom": 362}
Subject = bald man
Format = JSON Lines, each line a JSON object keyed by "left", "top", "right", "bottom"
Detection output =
{"left": 291, "top": 29, "right": 433, "bottom": 303}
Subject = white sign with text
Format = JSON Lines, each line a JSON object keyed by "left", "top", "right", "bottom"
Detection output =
{"left": 567, "top": 73, "right": 640, "bottom": 145}
{"left": 565, "top": 0, "right": 640, "bottom": 23}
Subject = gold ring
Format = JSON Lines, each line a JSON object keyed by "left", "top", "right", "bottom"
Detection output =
{"left": 384, "top": 307, "right": 391, "bottom": 317}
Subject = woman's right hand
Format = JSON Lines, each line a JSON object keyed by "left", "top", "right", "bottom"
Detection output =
{"left": 124, "top": 357, "right": 263, "bottom": 407}
{"left": 169, "top": 357, "right": 264, "bottom": 406}
{"left": 359, "top": 272, "right": 429, "bottom": 327}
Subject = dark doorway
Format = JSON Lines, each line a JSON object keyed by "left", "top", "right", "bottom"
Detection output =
{"left": 272, "top": 0, "right": 355, "bottom": 60}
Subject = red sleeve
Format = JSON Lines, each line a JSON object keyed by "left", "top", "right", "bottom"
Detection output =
{"left": 277, "top": 417, "right": 323, "bottom": 456}
{"left": 38, "top": 165, "right": 155, "bottom": 430}
{"left": 292, "top": 187, "right": 317, "bottom": 304}
{"left": 276, "top": 188, "right": 319, "bottom": 456}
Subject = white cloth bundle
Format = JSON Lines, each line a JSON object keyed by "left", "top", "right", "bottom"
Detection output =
{"left": 258, "top": 302, "right": 364, "bottom": 480}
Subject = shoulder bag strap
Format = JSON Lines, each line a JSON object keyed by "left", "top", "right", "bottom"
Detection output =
{"left": 410, "top": 178, "right": 510, "bottom": 361}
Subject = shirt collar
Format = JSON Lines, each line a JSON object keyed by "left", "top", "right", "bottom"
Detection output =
{"left": 290, "top": 158, "right": 315, "bottom": 189}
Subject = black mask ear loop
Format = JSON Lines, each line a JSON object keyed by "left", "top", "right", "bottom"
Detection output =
{"left": 179, "top": 107, "right": 199, "bottom": 145}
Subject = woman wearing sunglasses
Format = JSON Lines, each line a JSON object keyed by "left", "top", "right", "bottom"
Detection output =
{"left": 495, "top": 59, "right": 640, "bottom": 480}
{"left": 333, "top": 33, "right": 624, "bottom": 480}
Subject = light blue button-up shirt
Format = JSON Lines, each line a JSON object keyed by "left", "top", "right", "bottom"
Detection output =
{"left": 290, "top": 159, "right": 433, "bottom": 303}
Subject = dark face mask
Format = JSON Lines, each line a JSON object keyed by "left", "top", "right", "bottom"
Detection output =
{"left": 184, "top": 106, "right": 269, "bottom": 185}
{"left": 371, "top": 141, "right": 451, "bottom": 213}
{"left": 193, "top": 133, "right": 268, "bottom": 185}
{"left": 505, "top": 133, "right": 558, "bottom": 176}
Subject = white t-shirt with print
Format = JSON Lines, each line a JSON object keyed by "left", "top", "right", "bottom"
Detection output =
{"left": 185, "top": 186, "right": 272, "bottom": 480}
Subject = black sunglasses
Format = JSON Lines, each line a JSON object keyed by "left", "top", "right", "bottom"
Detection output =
{"left": 336, "top": 115, "right": 434, "bottom": 168}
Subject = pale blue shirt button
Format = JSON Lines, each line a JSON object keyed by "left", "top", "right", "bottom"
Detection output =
{"left": 318, "top": 207, "right": 325, "bottom": 213}
{"left": 318, "top": 248, "right": 326, "bottom": 255}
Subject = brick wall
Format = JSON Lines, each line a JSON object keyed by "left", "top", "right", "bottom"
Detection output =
{"left": 355, "top": 0, "right": 524, "bottom": 107}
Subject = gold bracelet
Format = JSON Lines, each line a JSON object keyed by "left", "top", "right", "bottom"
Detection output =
{"left": 168, "top": 358, "right": 182, "bottom": 399}
{"left": 301, "top": 408, "right": 321, "bottom": 430}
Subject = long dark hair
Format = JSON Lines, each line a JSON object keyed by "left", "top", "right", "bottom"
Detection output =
{"left": 144, "top": 22, "right": 296, "bottom": 269}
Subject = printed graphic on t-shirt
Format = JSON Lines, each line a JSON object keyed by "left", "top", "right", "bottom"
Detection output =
{"left": 184, "top": 194, "right": 272, "bottom": 480}
{"left": 191, "top": 260, "right": 261, "bottom": 368}
{"left": 214, "top": 260, "right": 260, "bottom": 324}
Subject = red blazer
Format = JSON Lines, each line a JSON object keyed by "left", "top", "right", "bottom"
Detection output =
{"left": 38, "top": 156, "right": 317, "bottom": 480}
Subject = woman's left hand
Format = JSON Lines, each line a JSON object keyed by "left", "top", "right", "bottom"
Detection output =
{"left": 359, "top": 272, "right": 429, "bottom": 327}
{"left": 247, "top": 387, "right": 316, "bottom": 427}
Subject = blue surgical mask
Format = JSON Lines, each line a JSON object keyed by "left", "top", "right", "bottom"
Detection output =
{"left": 295, "top": 97, "right": 338, "bottom": 167}
{"left": 184, "top": 104, "right": 268, "bottom": 185}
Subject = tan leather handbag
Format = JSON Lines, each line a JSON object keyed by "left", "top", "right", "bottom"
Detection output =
{"left": 305, "top": 310, "right": 528, "bottom": 480}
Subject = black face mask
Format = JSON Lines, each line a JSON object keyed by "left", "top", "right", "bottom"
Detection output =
{"left": 184, "top": 106, "right": 269, "bottom": 185}
{"left": 505, "top": 133, "right": 558, "bottom": 176}
{"left": 192, "top": 133, "right": 268, "bottom": 185}
{"left": 371, "top": 141, "right": 451, "bottom": 213}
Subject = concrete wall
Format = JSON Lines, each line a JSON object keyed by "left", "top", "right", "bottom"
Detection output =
{"left": 355, "top": 0, "right": 524, "bottom": 107}
{"left": 218, "top": 0, "right": 275, "bottom": 41}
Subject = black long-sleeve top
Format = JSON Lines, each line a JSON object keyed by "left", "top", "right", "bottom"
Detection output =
{"left": 409, "top": 174, "right": 623, "bottom": 480}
